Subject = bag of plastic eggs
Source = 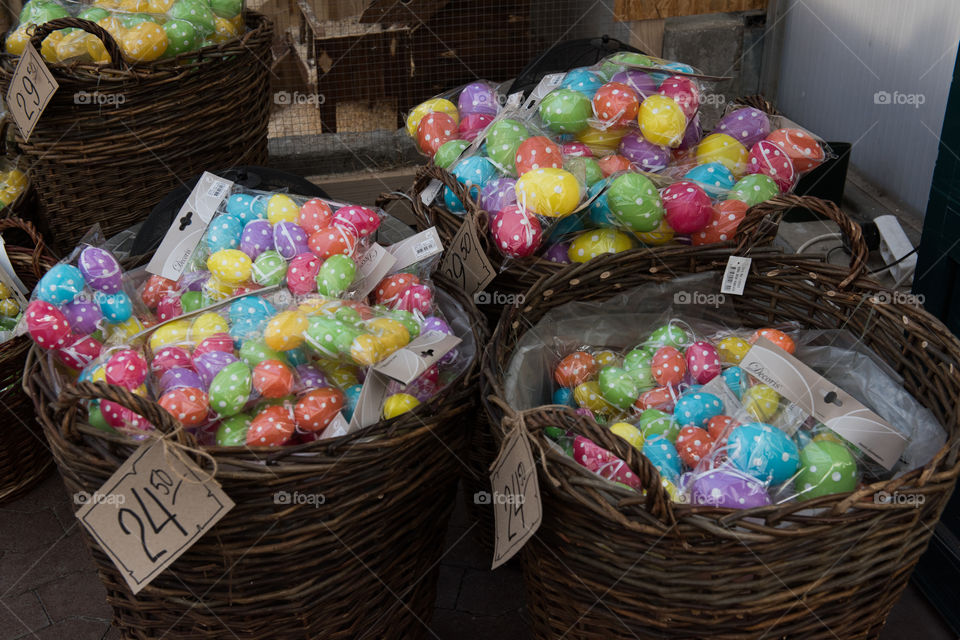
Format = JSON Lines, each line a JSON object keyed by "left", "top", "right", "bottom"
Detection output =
{"left": 404, "top": 80, "right": 508, "bottom": 159}
{"left": 7, "top": 0, "right": 246, "bottom": 64}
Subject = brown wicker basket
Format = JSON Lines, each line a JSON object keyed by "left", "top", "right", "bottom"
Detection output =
{"left": 0, "top": 119, "right": 38, "bottom": 237}
{"left": 24, "top": 276, "right": 487, "bottom": 639}
{"left": 0, "top": 13, "right": 273, "bottom": 255}
{"left": 0, "top": 217, "right": 56, "bottom": 503}
{"left": 481, "top": 229, "right": 960, "bottom": 638}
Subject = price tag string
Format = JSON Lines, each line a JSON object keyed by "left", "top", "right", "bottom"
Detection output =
{"left": 487, "top": 397, "right": 564, "bottom": 489}
{"left": 115, "top": 422, "right": 218, "bottom": 486}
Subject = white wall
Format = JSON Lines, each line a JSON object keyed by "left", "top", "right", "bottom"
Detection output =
{"left": 776, "top": 0, "right": 960, "bottom": 214}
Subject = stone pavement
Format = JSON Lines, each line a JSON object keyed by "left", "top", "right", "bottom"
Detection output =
{"left": 1, "top": 473, "right": 955, "bottom": 639}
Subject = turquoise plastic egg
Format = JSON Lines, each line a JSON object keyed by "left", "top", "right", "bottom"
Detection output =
{"left": 444, "top": 156, "right": 497, "bottom": 213}
{"left": 225, "top": 193, "right": 267, "bottom": 223}
{"left": 95, "top": 291, "right": 132, "bottom": 323}
{"left": 547, "top": 213, "right": 585, "bottom": 241}
{"left": 684, "top": 162, "right": 736, "bottom": 195}
{"left": 642, "top": 434, "right": 682, "bottom": 482}
{"left": 587, "top": 179, "right": 616, "bottom": 226}
{"left": 229, "top": 296, "right": 276, "bottom": 326}
{"left": 728, "top": 422, "right": 800, "bottom": 485}
{"left": 36, "top": 263, "right": 85, "bottom": 305}
{"left": 722, "top": 366, "right": 744, "bottom": 398}
{"left": 552, "top": 387, "right": 575, "bottom": 407}
{"left": 206, "top": 215, "right": 244, "bottom": 253}
{"left": 560, "top": 67, "right": 605, "bottom": 97}
{"left": 208, "top": 361, "right": 252, "bottom": 418}
{"left": 343, "top": 383, "right": 363, "bottom": 421}
{"left": 673, "top": 391, "right": 723, "bottom": 428}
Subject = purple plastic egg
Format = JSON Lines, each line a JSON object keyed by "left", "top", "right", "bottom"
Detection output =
{"left": 619, "top": 130, "right": 670, "bottom": 172}
{"left": 690, "top": 467, "right": 771, "bottom": 509}
{"left": 458, "top": 81, "right": 498, "bottom": 116}
{"left": 423, "top": 316, "right": 452, "bottom": 336}
{"left": 677, "top": 114, "right": 703, "bottom": 151}
{"left": 180, "top": 270, "right": 210, "bottom": 292}
{"left": 611, "top": 70, "right": 658, "bottom": 99}
{"left": 273, "top": 221, "right": 309, "bottom": 261}
{"left": 240, "top": 219, "right": 274, "bottom": 260}
{"left": 160, "top": 367, "right": 205, "bottom": 393}
{"left": 195, "top": 351, "right": 239, "bottom": 388}
{"left": 61, "top": 299, "right": 103, "bottom": 335}
{"left": 78, "top": 246, "right": 122, "bottom": 294}
{"left": 294, "top": 364, "right": 327, "bottom": 393}
{"left": 543, "top": 242, "right": 571, "bottom": 264}
{"left": 715, "top": 107, "right": 770, "bottom": 149}
{"left": 479, "top": 178, "right": 517, "bottom": 213}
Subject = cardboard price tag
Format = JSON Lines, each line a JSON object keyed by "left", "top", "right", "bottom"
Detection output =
{"left": 439, "top": 215, "right": 494, "bottom": 297}
{"left": 6, "top": 43, "right": 58, "bottom": 141}
{"left": 490, "top": 426, "right": 542, "bottom": 569}
{"left": 75, "top": 440, "right": 234, "bottom": 594}
{"left": 373, "top": 330, "right": 461, "bottom": 385}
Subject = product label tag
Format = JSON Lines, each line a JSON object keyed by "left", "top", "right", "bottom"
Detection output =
{"left": 386, "top": 227, "right": 443, "bottom": 272}
{"left": 420, "top": 179, "right": 443, "bottom": 205}
{"left": 352, "top": 243, "right": 398, "bottom": 299}
{"left": 7, "top": 43, "right": 58, "bottom": 141}
{"left": 491, "top": 425, "right": 542, "bottom": 569}
{"left": 740, "top": 338, "right": 907, "bottom": 469}
{"left": 721, "top": 256, "right": 752, "bottom": 295}
{"left": 319, "top": 412, "right": 352, "bottom": 440}
{"left": 349, "top": 370, "right": 391, "bottom": 430}
{"left": 524, "top": 73, "right": 565, "bottom": 109}
{"left": 373, "top": 330, "right": 462, "bottom": 385}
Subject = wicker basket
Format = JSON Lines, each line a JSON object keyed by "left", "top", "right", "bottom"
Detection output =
{"left": 24, "top": 277, "right": 487, "bottom": 639}
{"left": 0, "top": 14, "right": 273, "bottom": 255}
{"left": 481, "top": 225, "right": 960, "bottom": 638}
{"left": 0, "top": 217, "right": 56, "bottom": 503}
{"left": 0, "top": 119, "right": 38, "bottom": 236}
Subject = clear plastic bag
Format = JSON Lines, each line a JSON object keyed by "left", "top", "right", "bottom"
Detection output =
{"left": 404, "top": 80, "right": 508, "bottom": 159}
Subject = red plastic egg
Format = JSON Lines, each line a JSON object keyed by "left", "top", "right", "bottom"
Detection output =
{"left": 459, "top": 112, "right": 494, "bottom": 141}
{"left": 765, "top": 128, "right": 824, "bottom": 173}
{"left": 751, "top": 328, "right": 796, "bottom": 354}
{"left": 597, "top": 154, "right": 632, "bottom": 177}
{"left": 691, "top": 199, "right": 748, "bottom": 246}
{"left": 294, "top": 387, "right": 346, "bottom": 432}
{"left": 416, "top": 112, "right": 458, "bottom": 156}
{"left": 25, "top": 300, "right": 70, "bottom": 349}
{"left": 747, "top": 139, "right": 796, "bottom": 192}
{"left": 490, "top": 204, "right": 542, "bottom": 258}
{"left": 684, "top": 341, "right": 722, "bottom": 384}
{"left": 554, "top": 351, "right": 596, "bottom": 387}
{"left": 105, "top": 349, "right": 148, "bottom": 389}
{"left": 151, "top": 346, "right": 194, "bottom": 374}
{"left": 514, "top": 136, "right": 562, "bottom": 175}
{"left": 662, "top": 181, "right": 713, "bottom": 234}
{"left": 100, "top": 400, "right": 152, "bottom": 431}
{"left": 298, "top": 198, "right": 333, "bottom": 233}
{"left": 635, "top": 385, "right": 678, "bottom": 412}
{"left": 658, "top": 76, "right": 700, "bottom": 119}
{"left": 194, "top": 333, "right": 235, "bottom": 357}
{"left": 287, "top": 253, "right": 321, "bottom": 295}
{"left": 308, "top": 226, "right": 358, "bottom": 259}
{"left": 332, "top": 205, "right": 381, "bottom": 238}
{"left": 592, "top": 82, "right": 639, "bottom": 127}
{"left": 562, "top": 141, "right": 593, "bottom": 157}
{"left": 374, "top": 273, "right": 421, "bottom": 305}
{"left": 157, "top": 294, "right": 183, "bottom": 322}
{"left": 141, "top": 274, "right": 178, "bottom": 309}
{"left": 55, "top": 334, "right": 102, "bottom": 370}
{"left": 676, "top": 425, "right": 715, "bottom": 467}
{"left": 246, "top": 405, "right": 296, "bottom": 446}
{"left": 159, "top": 387, "right": 210, "bottom": 427}
{"left": 395, "top": 283, "right": 434, "bottom": 314}
{"left": 652, "top": 346, "right": 686, "bottom": 386}
{"left": 252, "top": 359, "right": 294, "bottom": 398}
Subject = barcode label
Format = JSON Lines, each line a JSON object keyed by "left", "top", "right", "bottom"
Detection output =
{"left": 207, "top": 180, "right": 229, "bottom": 199}
{"left": 721, "top": 256, "right": 752, "bottom": 295}
{"left": 414, "top": 238, "right": 437, "bottom": 257}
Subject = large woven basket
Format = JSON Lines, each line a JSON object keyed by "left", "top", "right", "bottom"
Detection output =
{"left": 24, "top": 277, "right": 486, "bottom": 639}
{"left": 0, "top": 13, "right": 273, "bottom": 254}
{"left": 481, "top": 225, "right": 960, "bottom": 638}
{"left": 0, "top": 217, "right": 56, "bottom": 503}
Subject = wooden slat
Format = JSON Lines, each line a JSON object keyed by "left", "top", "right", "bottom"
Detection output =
{"left": 614, "top": 0, "right": 767, "bottom": 21}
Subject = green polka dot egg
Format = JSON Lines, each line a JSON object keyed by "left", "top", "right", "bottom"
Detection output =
{"left": 316, "top": 254, "right": 356, "bottom": 297}
{"left": 795, "top": 439, "right": 859, "bottom": 500}
{"left": 209, "top": 361, "right": 251, "bottom": 418}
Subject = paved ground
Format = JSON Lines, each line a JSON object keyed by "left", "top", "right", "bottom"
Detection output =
{"left": 0, "top": 473, "right": 955, "bottom": 639}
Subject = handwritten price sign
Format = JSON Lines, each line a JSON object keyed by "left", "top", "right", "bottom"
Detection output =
{"left": 6, "top": 43, "right": 58, "bottom": 141}
{"left": 76, "top": 441, "right": 234, "bottom": 594}
{"left": 440, "top": 214, "right": 494, "bottom": 297}
{"left": 490, "top": 426, "right": 541, "bottom": 569}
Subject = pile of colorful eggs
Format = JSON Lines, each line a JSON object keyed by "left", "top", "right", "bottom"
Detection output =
{"left": 139, "top": 191, "right": 382, "bottom": 320}
{"left": 548, "top": 321, "right": 862, "bottom": 507}
{"left": 405, "top": 80, "right": 501, "bottom": 158}
{"left": 6, "top": 0, "right": 244, "bottom": 63}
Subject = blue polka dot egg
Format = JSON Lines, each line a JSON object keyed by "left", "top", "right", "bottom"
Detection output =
{"left": 444, "top": 156, "right": 497, "bottom": 213}
{"left": 642, "top": 434, "right": 681, "bottom": 482}
{"left": 722, "top": 366, "right": 744, "bottom": 398}
{"left": 95, "top": 290, "right": 133, "bottom": 324}
{"left": 36, "top": 263, "right": 85, "bottom": 305}
{"left": 552, "top": 387, "right": 575, "bottom": 407}
{"left": 674, "top": 391, "right": 723, "bottom": 427}
{"left": 206, "top": 215, "right": 244, "bottom": 253}
{"left": 225, "top": 193, "right": 267, "bottom": 224}
{"left": 727, "top": 422, "right": 800, "bottom": 485}
{"left": 560, "top": 67, "right": 605, "bottom": 98}
{"left": 587, "top": 179, "right": 616, "bottom": 226}
{"left": 229, "top": 296, "right": 275, "bottom": 328}
{"left": 683, "top": 162, "right": 736, "bottom": 196}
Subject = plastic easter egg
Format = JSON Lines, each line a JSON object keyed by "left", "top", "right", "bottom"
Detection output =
{"left": 5, "top": 27, "right": 30, "bottom": 56}
{"left": 716, "top": 335, "right": 751, "bottom": 365}
{"left": 95, "top": 291, "right": 132, "bottom": 324}
{"left": 479, "top": 177, "right": 518, "bottom": 214}
{"left": 55, "top": 335, "right": 103, "bottom": 370}
{"left": 374, "top": 273, "right": 419, "bottom": 305}
{"left": 59, "top": 299, "right": 101, "bottom": 335}
{"left": 36, "top": 264, "right": 85, "bottom": 305}
{"left": 239, "top": 339, "right": 286, "bottom": 368}
{"left": 265, "top": 310, "right": 308, "bottom": 351}
{"left": 120, "top": 21, "right": 167, "bottom": 62}
{"left": 282, "top": 253, "right": 317, "bottom": 295}
{"left": 696, "top": 133, "right": 749, "bottom": 177}
{"left": 416, "top": 112, "right": 458, "bottom": 155}
{"left": 567, "top": 229, "right": 633, "bottom": 262}
{"left": 598, "top": 366, "right": 638, "bottom": 410}
{"left": 159, "top": 387, "right": 209, "bottom": 427}
{"left": 155, "top": 293, "right": 183, "bottom": 322}
{"left": 0, "top": 298, "right": 18, "bottom": 318}
{"left": 766, "top": 128, "right": 824, "bottom": 173}
{"left": 728, "top": 422, "right": 799, "bottom": 485}
{"left": 728, "top": 174, "right": 778, "bottom": 207}
{"left": 333, "top": 205, "right": 380, "bottom": 238}
{"left": 716, "top": 107, "right": 770, "bottom": 148}
{"left": 610, "top": 70, "right": 657, "bottom": 97}
{"left": 722, "top": 366, "right": 744, "bottom": 399}
{"left": 657, "top": 76, "right": 699, "bottom": 119}
{"left": 515, "top": 168, "right": 581, "bottom": 217}
{"left": 610, "top": 422, "right": 644, "bottom": 450}
{"left": 246, "top": 405, "right": 296, "bottom": 446}
{"left": 267, "top": 193, "right": 299, "bottom": 225}
{"left": 563, "top": 157, "right": 603, "bottom": 188}
{"left": 459, "top": 81, "right": 498, "bottom": 116}
{"left": 676, "top": 425, "right": 715, "bottom": 467}
{"left": 209, "top": 361, "right": 252, "bottom": 417}
{"left": 645, "top": 324, "right": 688, "bottom": 350}
{"left": 635, "top": 217, "right": 676, "bottom": 245}
{"left": 636, "top": 386, "right": 678, "bottom": 414}
{"left": 692, "top": 199, "right": 748, "bottom": 245}
{"left": 207, "top": 249, "right": 252, "bottom": 285}
{"left": 78, "top": 247, "right": 122, "bottom": 294}
{"left": 572, "top": 435, "right": 641, "bottom": 488}
{"left": 251, "top": 250, "right": 287, "bottom": 286}
{"left": 486, "top": 119, "right": 530, "bottom": 175}
{"left": 743, "top": 384, "right": 780, "bottom": 421}
{"left": 751, "top": 327, "right": 795, "bottom": 354}
{"left": 216, "top": 413, "right": 250, "bottom": 446}
{"left": 539, "top": 88, "right": 591, "bottom": 134}
{"left": 618, "top": 131, "right": 669, "bottom": 172}
{"left": 575, "top": 126, "right": 628, "bottom": 157}
{"left": 367, "top": 317, "right": 410, "bottom": 353}
{"left": 168, "top": 0, "right": 214, "bottom": 33}
{"left": 606, "top": 172, "right": 664, "bottom": 232}
{"left": 151, "top": 346, "right": 193, "bottom": 375}
{"left": 292, "top": 364, "right": 325, "bottom": 393}
{"left": 162, "top": 18, "right": 200, "bottom": 56}
{"left": 205, "top": 215, "right": 243, "bottom": 254}
{"left": 434, "top": 139, "right": 470, "bottom": 169}
{"left": 594, "top": 350, "right": 618, "bottom": 368}
{"left": 747, "top": 139, "right": 796, "bottom": 192}
{"left": 690, "top": 467, "right": 771, "bottom": 508}
{"left": 445, "top": 156, "right": 497, "bottom": 212}
{"left": 295, "top": 387, "right": 345, "bottom": 431}
{"left": 383, "top": 393, "right": 420, "bottom": 420}
{"left": 272, "top": 221, "right": 309, "bottom": 261}
{"left": 298, "top": 198, "right": 333, "bottom": 234}
{"left": 490, "top": 205, "right": 542, "bottom": 258}
{"left": 149, "top": 318, "right": 191, "bottom": 351}
{"left": 515, "top": 136, "right": 563, "bottom": 175}
{"left": 707, "top": 415, "right": 737, "bottom": 441}
{"left": 229, "top": 296, "right": 274, "bottom": 325}
{"left": 307, "top": 226, "right": 358, "bottom": 260}
{"left": 104, "top": 349, "right": 147, "bottom": 389}
{"left": 597, "top": 154, "right": 632, "bottom": 177}
{"left": 561, "top": 67, "right": 605, "bottom": 97}
{"left": 651, "top": 346, "right": 685, "bottom": 387}
{"left": 573, "top": 381, "right": 612, "bottom": 414}
{"left": 405, "top": 98, "right": 459, "bottom": 137}
{"left": 340, "top": 383, "right": 361, "bottom": 421}
{"left": 795, "top": 440, "right": 858, "bottom": 500}
{"left": 194, "top": 351, "right": 238, "bottom": 388}
{"left": 642, "top": 434, "right": 681, "bottom": 482}
{"left": 623, "top": 347, "right": 653, "bottom": 373}
{"left": 226, "top": 193, "right": 267, "bottom": 223}
{"left": 661, "top": 181, "right": 712, "bottom": 233}
{"left": 186, "top": 312, "right": 225, "bottom": 344}
{"left": 552, "top": 387, "right": 575, "bottom": 407}
{"left": 252, "top": 359, "right": 293, "bottom": 398}
{"left": 316, "top": 254, "right": 357, "bottom": 296}
{"left": 673, "top": 391, "right": 723, "bottom": 428}
{"left": 683, "top": 162, "right": 736, "bottom": 195}
{"left": 100, "top": 400, "right": 151, "bottom": 431}
{"left": 586, "top": 180, "right": 615, "bottom": 226}
{"left": 638, "top": 94, "right": 687, "bottom": 148}
{"left": 236, "top": 219, "right": 273, "bottom": 261}
{"left": 684, "top": 341, "right": 722, "bottom": 384}
{"left": 678, "top": 115, "right": 703, "bottom": 150}
{"left": 140, "top": 274, "right": 177, "bottom": 309}
{"left": 543, "top": 243, "right": 571, "bottom": 264}
{"left": 592, "top": 82, "right": 639, "bottom": 127}
{"left": 394, "top": 284, "right": 433, "bottom": 314}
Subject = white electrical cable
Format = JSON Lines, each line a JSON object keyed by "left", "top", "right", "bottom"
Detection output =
{"left": 796, "top": 232, "right": 843, "bottom": 254}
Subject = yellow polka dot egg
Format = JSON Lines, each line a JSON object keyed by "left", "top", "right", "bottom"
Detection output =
{"left": 207, "top": 249, "right": 252, "bottom": 285}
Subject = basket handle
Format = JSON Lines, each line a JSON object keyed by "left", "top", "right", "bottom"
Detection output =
{"left": 0, "top": 217, "right": 49, "bottom": 280}
{"left": 735, "top": 194, "right": 868, "bottom": 288}
{"left": 29, "top": 18, "right": 127, "bottom": 71}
